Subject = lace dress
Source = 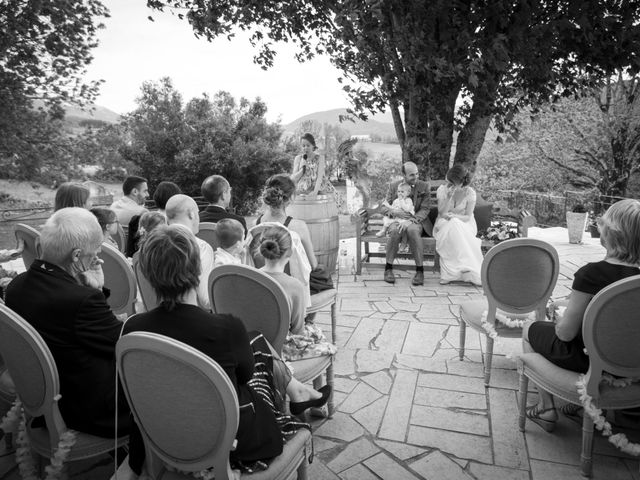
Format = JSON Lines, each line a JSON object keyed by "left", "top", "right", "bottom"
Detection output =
{"left": 433, "top": 185, "right": 483, "bottom": 285}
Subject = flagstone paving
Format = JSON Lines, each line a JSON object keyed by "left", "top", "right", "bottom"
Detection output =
{"left": 1, "top": 227, "right": 639, "bottom": 479}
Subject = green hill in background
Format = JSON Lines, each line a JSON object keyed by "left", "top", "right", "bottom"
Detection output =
{"left": 284, "top": 108, "right": 397, "bottom": 140}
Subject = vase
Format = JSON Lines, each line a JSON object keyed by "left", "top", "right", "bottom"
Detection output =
{"left": 566, "top": 212, "right": 588, "bottom": 244}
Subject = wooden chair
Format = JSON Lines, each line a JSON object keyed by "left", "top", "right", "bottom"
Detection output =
{"left": 0, "top": 304, "right": 127, "bottom": 469}
{"left": 197, "top": 222, "right": 220, "bottom": 251}
{"left": 209, "top": 264, "right": 335, "bottom": 415}
{"left": 116, "top": 332, "right": 311, "bottom": 480}
{"left": 518, "top": 275, "right": 640, "bottom": 477}
{"left": 14, "top": 223, "right": 41, "bottom": 270}
{"left": 99, "top": 242, "right": 137, "bottom": 316}
{"left": 459, "top": 238, "right": 559, "bottom": 385}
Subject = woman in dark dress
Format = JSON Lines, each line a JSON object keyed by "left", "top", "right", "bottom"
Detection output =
{"left": 523, "top": 199, "right": 640, "bottom": 431}
{"left": 123, "top": 225, "right": 330, "bottom": 474}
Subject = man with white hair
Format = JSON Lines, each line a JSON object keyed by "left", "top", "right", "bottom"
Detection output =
{"left": 165, "top": 194, "right": 214, "bottom": 310}
{"left": 5, "top": 208, "right": 131, "bottom": 439}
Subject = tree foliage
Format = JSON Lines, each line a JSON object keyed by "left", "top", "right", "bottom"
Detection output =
{"left": 120, "top": 77, "right": 290, "bottom": 215}
{"left": 146, "top": 0, "right": 640, "bottom": 179}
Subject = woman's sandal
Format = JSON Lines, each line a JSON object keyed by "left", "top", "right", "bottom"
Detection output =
{"left": 560, "top": 403, "right": 584, "bottom": 425}
{"left": 526, "top": 404, "right": 557, "bottom": 432}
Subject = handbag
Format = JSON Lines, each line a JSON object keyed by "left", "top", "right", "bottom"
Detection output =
{"left": 309, "top": 264, "right": 334, "bottom": 294}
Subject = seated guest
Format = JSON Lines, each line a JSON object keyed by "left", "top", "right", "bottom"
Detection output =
{"left": 213, "top": 218, "right": 246, "bottom": 267}
{"left": 165, "top": 194, "right": 214, "bottom": 310}
{"left": 5, "top": 208, "right": 132, "bottom": 439}
{"left": 54, "top": 182, "right": 92, "bottom": 211}
{"left": 199, "top": 175, "right": 247, "bottom": 235}
{"left": 523, "top": 199, "right": 640, "bottom": 431}
{"left": 131, "top": 211, "right": 167, "bottom": 265}
{"left": 123, "top": 225, "right": 330, "bottom": 474}
{"left": 125, "top": 181, "right": 181, "bottom": 257}
{"left": 90, "top": 206, "right": 119, "bottom": 247}
{"left": 110, "top": 176, "right": 149, "bottom": 226}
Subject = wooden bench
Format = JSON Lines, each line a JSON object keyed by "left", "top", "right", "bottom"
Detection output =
{"left": 355, "top": 183, "right": 535, "bottom": 275}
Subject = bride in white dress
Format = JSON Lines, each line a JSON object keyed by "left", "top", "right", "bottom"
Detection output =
{"left": 433, "top": 165, "right": 483, "bottom": 286}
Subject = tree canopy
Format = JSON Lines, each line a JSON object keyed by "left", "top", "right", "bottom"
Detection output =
{"left": 147, "top": 0, "right": 640, "bottom": 178}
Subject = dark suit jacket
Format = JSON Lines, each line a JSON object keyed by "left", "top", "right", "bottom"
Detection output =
{"left": 199, "top": 205, "right": 248, "bottom": 235}
{"left": 5, "top": 260, "right": 130, "bottom": 437}
{"left": 383, "top": 178, "right": 434, "bottom": 236}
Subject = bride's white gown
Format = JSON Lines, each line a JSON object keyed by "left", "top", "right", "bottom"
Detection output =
{"left": 433, "top": 185, "right": 483, "bottom": 285}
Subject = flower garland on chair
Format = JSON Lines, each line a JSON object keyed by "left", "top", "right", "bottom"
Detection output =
{"left": 479, "top": 310, "right": 534, "bottom": 339}
{"left": 0, "top": 398, "right": 78, "bottom": 480}
{"left": 576, "top": 373, "right": 640, "bottom": 456}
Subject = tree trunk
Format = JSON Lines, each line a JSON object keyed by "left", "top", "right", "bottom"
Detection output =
{"left": 454, "top": 113, "right": 492, "bottom": 175}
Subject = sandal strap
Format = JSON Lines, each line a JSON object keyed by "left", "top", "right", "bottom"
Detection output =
{"left": 526, "top": 405, "right": 556, "bottom": 418}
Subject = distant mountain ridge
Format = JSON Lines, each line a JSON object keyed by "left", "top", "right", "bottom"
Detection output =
{"left": 284, "top": 108, "right": 396, "bottom": 139}
{"left": 32, "top": 100, "right": 121, "bottom": 125}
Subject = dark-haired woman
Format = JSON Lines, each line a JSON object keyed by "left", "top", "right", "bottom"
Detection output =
{"left": 54, "top": 182, "right": 91, "bottom": 211}
{"left": 291, "top": 132, "right": 337, "bottom": 196}
{"left": 123, "top": 225, "right": 330, "bottom": 474}
{"left": 433, "top": 164, "right": 482, "bottom": 286}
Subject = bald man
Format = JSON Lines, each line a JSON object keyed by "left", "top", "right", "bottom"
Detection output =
{"left": 379, "top": 162, "right": 433, "bottom": 286}
{"left": 165, "top": 194, "right": 214, "bottom": 309}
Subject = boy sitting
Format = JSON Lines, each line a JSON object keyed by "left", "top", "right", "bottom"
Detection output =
{"left": 213, "top": 218, "right": 246, "bottom": 267}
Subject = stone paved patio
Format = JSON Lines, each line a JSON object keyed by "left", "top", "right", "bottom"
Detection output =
{"left": 1, "top": 227, "right": 639, "bottom": 479}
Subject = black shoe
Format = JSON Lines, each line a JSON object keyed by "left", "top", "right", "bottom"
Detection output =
{"left": 290, "top": 385, "right": 332, "bottom": 415}
{"left": 384, "top": 269, "right": 395, "bottom": 284}
{"left": 412, "top": 271, "right": 424, "bottom": 286}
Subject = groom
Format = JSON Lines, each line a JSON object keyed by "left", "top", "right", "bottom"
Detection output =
{"left": 379, "top": 162, "right": 433, "bottom": 286}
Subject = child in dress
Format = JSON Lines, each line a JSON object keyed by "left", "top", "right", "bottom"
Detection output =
{"left": 213, "top": 218, "right": 246, "bottom": 267}
{"left": 90, "top": 207, "right": 119, "bottom": 247}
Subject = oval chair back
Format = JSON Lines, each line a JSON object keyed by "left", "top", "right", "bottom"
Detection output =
{"left": 112, "top": 222, "right": 127, "bottom": 253}
{"left": 116, "top": 332, "right": 238, "bottom": 479}
{"left": 196, "top": 222, "right": 220, "bottom": 251}
{"left": 133, "top": 259, "right": 159, "bottom": 312}
{"left": 209, "top": 264, "right": 290, "bottom": 353}
{"left": 582, "top": 274, "right": 640, "bottom": 396}
{"left": 99, "top": 242, "right": 137, "bottom": 316}
{"left": 15, "top": 223, "right": 41, "bottom": 270}
{"left": 482, "top": 238, "right": 559, "bottom": 318}
{"left": 0, "top": 303, "right": 65, "bottom": 447}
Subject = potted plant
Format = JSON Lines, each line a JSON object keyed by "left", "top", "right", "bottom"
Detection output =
{"left": 566, "top": 204, "right": 588, "bottom": 244}
{"left": 588, "top": 211, "right": 601, "bottom": 238}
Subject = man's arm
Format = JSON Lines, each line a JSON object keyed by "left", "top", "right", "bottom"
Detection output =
{"left": 75, "top": 289, "right": 124, "bottom": 357}
{"left": 413, "top": 181, "right": 432, "bottom": 223}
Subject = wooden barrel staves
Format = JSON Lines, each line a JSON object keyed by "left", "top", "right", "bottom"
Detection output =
{"left": 288, "top": 194, "right": 340, "bottom": 273}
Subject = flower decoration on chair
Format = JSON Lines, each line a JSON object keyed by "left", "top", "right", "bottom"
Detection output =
{"left": 480, "top": 221, "right": 519, "bottom": 245}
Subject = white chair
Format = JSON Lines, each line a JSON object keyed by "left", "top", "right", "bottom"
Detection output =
{"left": 209, "top": 264, "right": 335, "bottom": 415}
{"left": 0, "top": 303, "right": 127, "bottom": 470}
{"left": 111, "top": 222, "right": 127, "bottom": 253}
{"left": 133, "top": 259, "right": 159, "bottom": 312}
{"left": 518, "top": 275, "right": 640, "bottom": 477}
{"left": 116, "top": 332, "right": 311, "bottom": 479}
{"left": 14, "top": 223, "right": 41, "bottom": 270}
{"left": 459, "top": 238, "right": 559, "bottom": 385}
{"left": 99, "top": 242, "right": 137, "bottom": 316}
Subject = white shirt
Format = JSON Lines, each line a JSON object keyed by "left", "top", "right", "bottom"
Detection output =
{"left": 195, "top": 237, "right": 214, "bottom": 310}
{"left": 110, "top": 196, "right": 147, "bottom": 226}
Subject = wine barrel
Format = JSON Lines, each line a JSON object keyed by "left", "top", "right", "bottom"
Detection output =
{"left": 288, "top": 194, "right": 340, "bottom": 273}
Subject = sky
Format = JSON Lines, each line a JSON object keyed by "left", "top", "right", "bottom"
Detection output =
{"left": 85, "top": 0, "right": 350, "bottom": 124}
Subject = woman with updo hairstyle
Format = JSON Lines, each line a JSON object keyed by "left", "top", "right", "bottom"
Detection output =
{"left": 255, "top": 174, "right": 318, "bottom": 270}
{"left": 433, "top": 164, "right": 483, "bottom": 286}
{"left": 256, "top": 225, "right": 307, "bottom": 334}
{"left": 54, "top": 183, "right": 92, "bottom": 211}
{"left": 123, "top": 225, "right": 330, "bottom": 475}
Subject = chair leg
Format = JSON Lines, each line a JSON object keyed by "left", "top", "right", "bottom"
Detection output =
{"left": 326, "top": 363, "right": 334, "bottom": 418}
{"left": 330, "top": 301, "right": 337, "bottom": 345}
{"left": 483, "top": 336, "right": 494, "bottom": 386}
{"left": 518, "top": 372, "right": 529, "bottom": 432}
{"left": 580, "top": 412, "right": 595, "bottom": 477}
{"left": 297, "top": 444, "right": 309, "bottom": 480}
{"left": 458, "top": 318, "right": 466, "bottom": 361}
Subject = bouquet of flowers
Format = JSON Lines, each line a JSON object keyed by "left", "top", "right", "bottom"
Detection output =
{"left": 480, "top": 221, "right": 519, "bottom": 244}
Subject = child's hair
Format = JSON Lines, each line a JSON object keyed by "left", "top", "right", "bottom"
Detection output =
{"left": 256, "top": 225, "right": 292, "bottom": 261}
{"left": 599, "top": 199, "right": 640, "bottom": 264}
{"left": 138, "top": 211, "right": 167, "bottom": 243}
{"left": 90, "top": 207, "right": 117, "bottom": 233}
{"left": 397, "top": 183, "right": 412, "bottom": 195}
{"left": 216, "top": 218, "right": 245, "bottom": 249}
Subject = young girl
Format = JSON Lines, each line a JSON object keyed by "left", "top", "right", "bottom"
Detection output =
{"left": 89, "top": 207, "right": 118, "bottom": 246}
{"left": 377, "top": 182, "right": 415, "bottom": 242}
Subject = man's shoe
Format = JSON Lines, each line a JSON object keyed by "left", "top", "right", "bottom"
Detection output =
{"left": 384, "top": 269, "right": 395, "bottom": 284}
{"left": 412, "top": 271, "right": 424, "bottom": 286}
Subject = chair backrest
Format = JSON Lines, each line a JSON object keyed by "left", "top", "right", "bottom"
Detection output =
{"left": 197, "top": 222, "right": 220, "bottom": 251}
{"left": 209, "top": 264, "right": 291, "bottom": 352}
{"left": 0, "top": 304, "right": 66, "bottom": 446}
{"left": 99, "top": 242, "right": 137, "bottom": 316}
{"left": 116, "top": 332, "right": 238, "bottom": 479}
{"left": 133, "top": 259, "right": 159, "bottom": 312}
{"left": 15, "top": 223, "right": 41, "bottom": 270}
{"left": 583, "top": 274, "right": 640, "bottom": 396}
{"left": 111, "top": 222, "right": 127, "bottom": 253}
{"left": 482, "top": 238, "right": 559, "bottom": 316}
